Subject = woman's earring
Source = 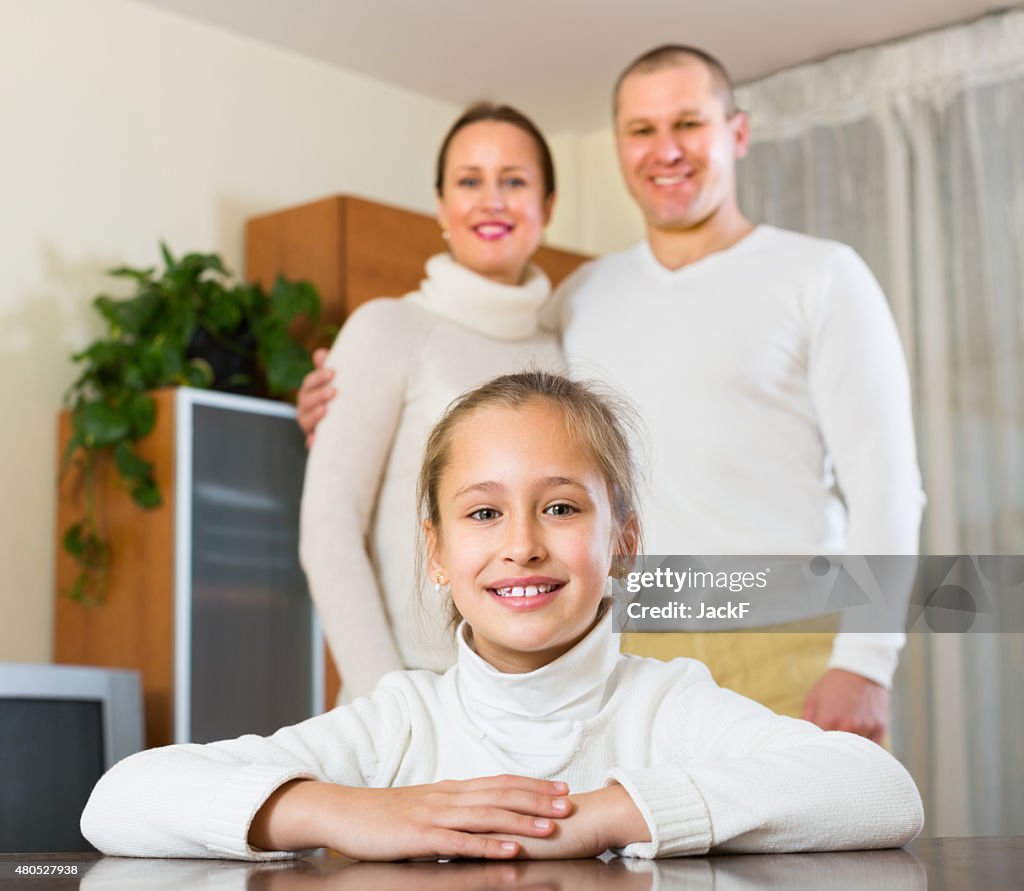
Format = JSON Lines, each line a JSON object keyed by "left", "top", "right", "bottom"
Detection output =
{"left": 440, "top": 228, "right": 450, "bottom": 241}
{"left": 434, "top": 572, "right": 449, "bottom": 593}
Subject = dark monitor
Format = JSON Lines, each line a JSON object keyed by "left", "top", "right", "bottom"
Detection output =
{"left": 0, "top": 663, "right": 143, "bottom": 853}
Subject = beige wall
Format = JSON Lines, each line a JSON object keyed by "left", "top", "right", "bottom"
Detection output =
{"left": 540, "top": 131, "right": 584, "bottom": 251}
{"left": 0, "top": 0, "right": 470, "bottom": 662}
{"left": 545, "top": 129, "right": 646, "bottom": 257}
{"left": 579, "top": 129, "right": 647, "bottom": 255}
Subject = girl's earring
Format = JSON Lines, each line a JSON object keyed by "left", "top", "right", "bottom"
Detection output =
{"left": 440, "top": 227, "right": 451, "bottom": 241}
{"left": 434, "top": 572, "right": 449, "bottom": 593}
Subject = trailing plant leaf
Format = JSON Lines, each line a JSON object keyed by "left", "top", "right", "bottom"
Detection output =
{"left": 74, "top": 402, "right": 132, "bottom": 447}
{"left": 182, "top": 358, "right": 215, "bottom": 388}
{"left": 108, "top": 265, "right": 156, "bottom": 283}
{"left": 129, "top": 476, "right": 162, "bottom": 510}
{"left": 63, "top": 521, "right": 88, "bottom": 559}
{"left": 95, "top": 290, "right": 163, "bottom": 337}
{"left": 113, "top": 440, "right": 152, "bottom": 481}
{"left": 61, "top": 242, "right": 321, "bottom": 604}
{"left": 62, "top": 429, "right": 85, "bottom": 469}
{"left": 204, "top": 289, "right": 243, "bottom": 332}
{"left": 124, "top": 392, "right": 157, "bottom": 438}
{"left": 270, "top": 276, "right": 320, "bottom": 325}
{"left": 61, "top": 519, "right": 110, "bottom": 605}
{"left": 260, "top": 333, "right": 313, "bottom": 395}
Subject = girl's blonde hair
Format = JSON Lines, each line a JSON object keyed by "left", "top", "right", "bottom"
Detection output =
{"left": 416, "top": 371, "right": 644, "bottom": 630}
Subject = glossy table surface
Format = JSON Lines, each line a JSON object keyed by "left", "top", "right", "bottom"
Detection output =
{"left": 0, "top": 837, "right": 1019, "bottom": 890}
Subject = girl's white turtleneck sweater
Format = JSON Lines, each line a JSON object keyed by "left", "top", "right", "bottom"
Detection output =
{"left": 299, "top": 254, "right": 564, "bottom": 700}
{"left": 81, "top": 607, "right": 924, "bottom": 861}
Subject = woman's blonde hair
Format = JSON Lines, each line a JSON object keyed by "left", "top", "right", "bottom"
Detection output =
{"left": 416, "top": 371, "right": 644, "bottom": 630}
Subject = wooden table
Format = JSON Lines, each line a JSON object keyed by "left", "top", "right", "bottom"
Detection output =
{"left": 1, "top": 837, "right": 1019, "bottom": 890}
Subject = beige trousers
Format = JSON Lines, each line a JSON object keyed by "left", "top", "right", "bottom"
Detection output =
{"left": 620, "top": 616, "right": 838, "bottom": 720}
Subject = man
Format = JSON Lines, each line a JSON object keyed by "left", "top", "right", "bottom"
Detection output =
{"left": 298, "top": 46, "right": 923, "bottom": 741}
{"left": 559, "top": 45, "right": 923, "bottom": 742}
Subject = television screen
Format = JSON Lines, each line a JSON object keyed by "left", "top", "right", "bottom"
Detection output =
{"left": 0, "top": 663, "right": 142, "bottom": 855}
{"left": 0, "top": 697, "right": 104, "bottom": 852}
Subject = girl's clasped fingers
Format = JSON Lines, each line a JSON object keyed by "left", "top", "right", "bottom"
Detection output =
{"left": 452, "top": 789, "right": 570, "bottom": 819}
{"left": 431, "top": 803, "right": 559, "bottom": 838}
{"left": 423, "top": 775, "right": 571, "bottom": 848}
{"left": 425, "top": 828, "right": 523, "bottom": 860}
{"left": 443, "top": 774, "right": 572, "bottom": 820}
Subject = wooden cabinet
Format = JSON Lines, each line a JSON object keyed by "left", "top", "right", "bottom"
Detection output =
{"left": 55, "top": 390, "right": 320, "bottom": 748}
{"left": 55, "top": 389, "right": 177, "bottom": 748}
{"left": 245, "top": 194, "right": 589, "bottom": 342}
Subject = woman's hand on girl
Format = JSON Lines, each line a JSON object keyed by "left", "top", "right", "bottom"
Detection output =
{"left": 296, "top": 348, "right": 334, "bottom": 446}
{"left": 249, "top": 774, "right": 572, "bottom": 860}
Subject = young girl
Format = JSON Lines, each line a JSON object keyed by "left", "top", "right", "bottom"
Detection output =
{"left": 82, "top": 372, "right": 923, "bottom": 861}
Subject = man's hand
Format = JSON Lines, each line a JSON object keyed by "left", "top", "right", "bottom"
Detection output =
{"left": 801, "top": 668, "right": 889, "bottom": 743}
{"left": 249, "top": 775, "right": 572, "bottom": 861}
{"left": 296, "top": 348, "right": 335, "bottom": 447}
{"left": 501, "top": 784, "right": 650, "bottom": 859}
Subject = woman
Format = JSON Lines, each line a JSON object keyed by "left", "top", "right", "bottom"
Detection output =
{"left": 300, "top": 104, "right": 564, "bottom": 702}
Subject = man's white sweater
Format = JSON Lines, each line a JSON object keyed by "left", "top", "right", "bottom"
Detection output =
{"left": 559, "top": 227, "right": 926, "bottom": 685}
{"left": 82, "top": 608, "right": 923, "bottom": 860}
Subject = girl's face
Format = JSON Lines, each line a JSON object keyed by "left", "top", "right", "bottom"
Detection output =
{"left": 426, "top": 400, "right": 624, "bottom": 674}
{"left": 437, "top": 121, "right": 554, "bottom": 286}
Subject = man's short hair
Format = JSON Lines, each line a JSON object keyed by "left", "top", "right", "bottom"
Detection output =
{"left": 613, "top": 45, "right": 738, "bottom": 118}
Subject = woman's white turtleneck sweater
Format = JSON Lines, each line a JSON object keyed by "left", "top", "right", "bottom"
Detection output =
{"left": 81, "top": 606, "right": 924, "bottom": 860}
{"left": 300, "top": 254, "right": 563, "bottom": 701}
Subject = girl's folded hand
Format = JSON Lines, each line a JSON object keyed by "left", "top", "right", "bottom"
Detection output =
{"left": 492, "top": 784, "right": 651, "bottom": 860}
{"left": 250, "top": 774, "right": 572, "bottom": 860}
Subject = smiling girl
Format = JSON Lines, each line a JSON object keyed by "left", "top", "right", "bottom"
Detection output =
{"left": 82, "top": 372, "right": 923, "bottom": 860}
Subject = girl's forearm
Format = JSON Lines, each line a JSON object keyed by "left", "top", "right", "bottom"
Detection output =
{"left": 561, "top": 784, "right": 651, "bottom": 854}
{"left": 249, "top": 779, "right": 334, "bottom": 852}
{"left": 597, "top": 783, "right": 652, "bottom": 850}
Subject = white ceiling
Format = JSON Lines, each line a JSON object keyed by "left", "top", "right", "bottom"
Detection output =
{"left": 133, "top": 0, "right": 1003, "bottom": 131}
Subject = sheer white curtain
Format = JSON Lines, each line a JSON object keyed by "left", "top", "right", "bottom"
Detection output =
{"left": 736, "top": 10, "right": 1024, "bottom": 836}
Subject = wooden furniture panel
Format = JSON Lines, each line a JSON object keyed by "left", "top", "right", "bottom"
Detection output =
{"left": 55, "top": 390, "right": 323, "bottom": 743}
{"left": 342, "top": 196, "right": 449, "bottom": 316}
{"left": 54, "top": 389, "right": 177, "bottom": 749}
{"left": 245, "top": 194, "right": 590, "bottom": 346}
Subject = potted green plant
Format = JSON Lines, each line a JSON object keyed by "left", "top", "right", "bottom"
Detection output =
{"left": 61, "top": 242, "right": 321, "bottom": 604}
